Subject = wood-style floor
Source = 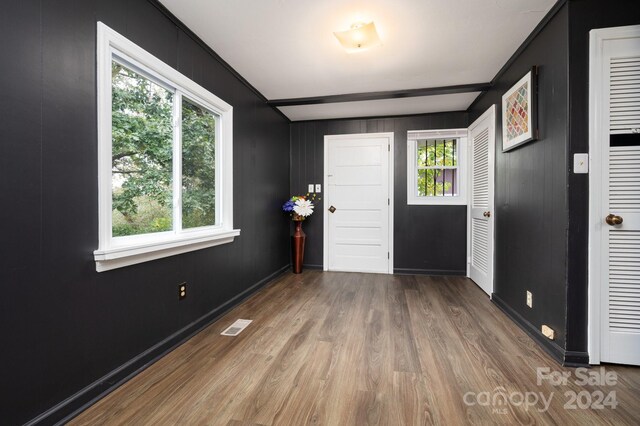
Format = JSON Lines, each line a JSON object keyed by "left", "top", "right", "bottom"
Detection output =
{"left": 71, "top": 271, "right": 640, "bottom": 425}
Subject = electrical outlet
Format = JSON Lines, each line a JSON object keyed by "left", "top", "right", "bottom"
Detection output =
{"left": 541, "top": 325, "right": 555, "bottom": 340}
{"left": 178, "top": 283, "right": 187, "bottom": 301}
{"left": 315, "top": 184, "right": 321, "bottom": 193}
{"left": 308, "top": 184, "right": 314, "bottom": 193}
{"left": 526, "top": 291, "right": 533, "bottom": 308}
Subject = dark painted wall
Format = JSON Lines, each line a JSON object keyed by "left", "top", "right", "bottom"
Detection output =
{"left": 0, "top": 1, "right": 289, "bottom": 424}
{"left": 290, "top": 112, "right": 469, "bottom": 274}
{"left": 565, "top": 0, "right": 640, "bottom": 357}
{"left": 468, "top": 5, "right": 570, "bottom": 350}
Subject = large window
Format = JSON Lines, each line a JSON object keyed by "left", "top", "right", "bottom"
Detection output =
{"left": 407, "top": 129, "right": 467, "bottom": 205}
{"left": 94, "top": 23, "right": 238, "bottom": 272}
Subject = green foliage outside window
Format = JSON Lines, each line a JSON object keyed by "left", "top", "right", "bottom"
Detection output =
{"left": 111, "top": 61, "right": 216, "bottom": 237}
{"left": 182, "top": 99, "right": 216, "bottom": 229}
{"left": 417, "top": 139, "right": 458, "bottom": 197}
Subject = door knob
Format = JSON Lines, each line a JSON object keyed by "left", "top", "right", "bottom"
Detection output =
{"left": 328, "top": 206, "right": 336, "bottom": 213}
{"left": 605, "top": 214, "right": 623, "bottom": 226}
{"left": 483, "top": 211, "right": 491, "bottom": 218}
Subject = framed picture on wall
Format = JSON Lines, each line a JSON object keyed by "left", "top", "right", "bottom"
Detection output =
{"left": 502, "top": 66, "right": 538, "bottom": 151}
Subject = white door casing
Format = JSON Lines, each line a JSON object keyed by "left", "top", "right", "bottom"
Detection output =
{"left": 467, "top": 105, "right": 496, "bottom": 296}
{"left": 589, "top": 25, "right": 640, "bottom": 366}
{"left": 323, "top": 133, "right": 394, "bottom": 274}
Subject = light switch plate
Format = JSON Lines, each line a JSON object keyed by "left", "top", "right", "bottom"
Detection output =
{"left": 308, "top": 184, "right": 314, "bottom": 193}
{"left": 315, "top": 184, "right": 321, "bottom": 193}
{"left": 573, "top": 153, "right": 589, "bottom": 174}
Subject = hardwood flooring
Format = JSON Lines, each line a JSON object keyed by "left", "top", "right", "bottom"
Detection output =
{"left": 71, "top": 271, "right": 640, "bottom": 425}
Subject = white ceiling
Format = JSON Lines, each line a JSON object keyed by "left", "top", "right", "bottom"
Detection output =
{"left": 159, "top": 0, "right": 556, "bottom": 121}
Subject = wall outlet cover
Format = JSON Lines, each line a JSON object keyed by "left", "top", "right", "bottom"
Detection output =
{"left": 573, "top": 153, "right": 589, "bottom": 174}
{"left": 541, "top": 325, "right": 555, "bottom": 340}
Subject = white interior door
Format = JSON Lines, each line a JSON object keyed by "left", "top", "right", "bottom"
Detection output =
{"left": 468, "top": 105, "right": 496, "bottom": 295}
{"left": 591, "top": 26, "right": 640, "bottom": 366}
{"left": 324, "top": 133, "right": 393, "bottom": 274}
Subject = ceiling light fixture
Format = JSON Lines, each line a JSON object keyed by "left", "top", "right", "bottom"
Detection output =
{"left": 333, "top": 21, "right": 381, "bottom": 53}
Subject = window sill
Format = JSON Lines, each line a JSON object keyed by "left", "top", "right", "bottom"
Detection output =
{"left": 407, "top": 196, "right": 467, "bottom": 206}
{"left": 93, "top": 228, "right": 241, "bottom": 272}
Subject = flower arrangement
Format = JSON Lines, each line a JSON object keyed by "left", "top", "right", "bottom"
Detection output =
{"left": 282, "top": 193, "right": 319, "bottom": 221}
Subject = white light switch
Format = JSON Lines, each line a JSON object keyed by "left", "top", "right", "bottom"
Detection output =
{"left": 308, "top": 184, "right": 314, "bottom": 193}
{"left": 315, "top": 184, "right": 321, "bottom": 193}
{"left": 574, "top": 153, "right": 589, "bottom": 174}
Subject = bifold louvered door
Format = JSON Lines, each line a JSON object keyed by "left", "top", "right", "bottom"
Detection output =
{"left": 600, "top": 35, "right": 640, "bottom": 366}
{"left": 468, "top": 106, "right": 495, "bottom": 295}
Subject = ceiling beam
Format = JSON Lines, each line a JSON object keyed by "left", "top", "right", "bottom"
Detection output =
{"left": 267, "top": 82, "right": 492, "bottom": 107}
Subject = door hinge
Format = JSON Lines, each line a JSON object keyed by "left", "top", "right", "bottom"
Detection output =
{"left": 387, "top": 252, "right": 390, "bottom": 259}
{"left": 388, "top": 198, "right": 390, "bottom": 205}
{"left": 388, "top": 144, "right": 390, "bottom": 152}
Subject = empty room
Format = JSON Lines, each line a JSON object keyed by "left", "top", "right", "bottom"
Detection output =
{"left": 2, "top": 0, "right": 640, "bottom": 424}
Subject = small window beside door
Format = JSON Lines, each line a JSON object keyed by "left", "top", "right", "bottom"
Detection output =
{"left": 407, "top": 129, "right": 468, "bottom": 205}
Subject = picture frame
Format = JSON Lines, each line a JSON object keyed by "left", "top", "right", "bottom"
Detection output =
{"left": 502, "top": 66, "right": 538, "bottom": 151}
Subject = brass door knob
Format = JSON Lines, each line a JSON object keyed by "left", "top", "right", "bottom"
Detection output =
{"left": 483, "top": 211, "right": 491, "bottom": 218}
{"left": 605, "top": 214, "right": 623, "bottom": 226}
{"left": 328, "top": 206, "right": 336, "bottom": 213}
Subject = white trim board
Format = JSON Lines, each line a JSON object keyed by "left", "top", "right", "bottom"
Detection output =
{"left": 323, "top": 132, "right": 394, "bottom": 274}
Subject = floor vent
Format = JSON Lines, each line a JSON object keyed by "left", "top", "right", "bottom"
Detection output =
{"left": 221, "top": 319, "right": 252, "bottom": 336}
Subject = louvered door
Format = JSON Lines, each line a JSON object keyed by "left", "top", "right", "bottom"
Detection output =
{"left": 599, "top": 34, "right": 640, "bottom": 365}
{"left": 468, "top": 106, "right": 495, "bottom": 295}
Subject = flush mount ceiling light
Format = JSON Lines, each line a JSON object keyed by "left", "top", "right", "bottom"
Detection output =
{"left": 333, "top": 21, "right": 381, "bottom": 53}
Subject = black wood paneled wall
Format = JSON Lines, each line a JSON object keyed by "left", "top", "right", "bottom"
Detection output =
{"left": 468, "top": 4, "right": 570, "bottom": 354}
{"left": 0, "top": 1, "right": 290, "bottom": 424}
{"left": 290, "top": 112, "right": 469, "bottom": 275}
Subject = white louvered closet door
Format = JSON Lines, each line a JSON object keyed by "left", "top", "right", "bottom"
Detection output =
{"left": 600, "top": 35, "right": 640, "bottom": 365}
{"left": 468, "top": 106, "right": 495, "bottom": 296}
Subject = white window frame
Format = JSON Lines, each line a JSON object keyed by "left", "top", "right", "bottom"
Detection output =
{"left": 94, "top": 22, "right": 239, "bottom": 272}
{"left": 406, "top": 128, "right": 468, "bottom": 205}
